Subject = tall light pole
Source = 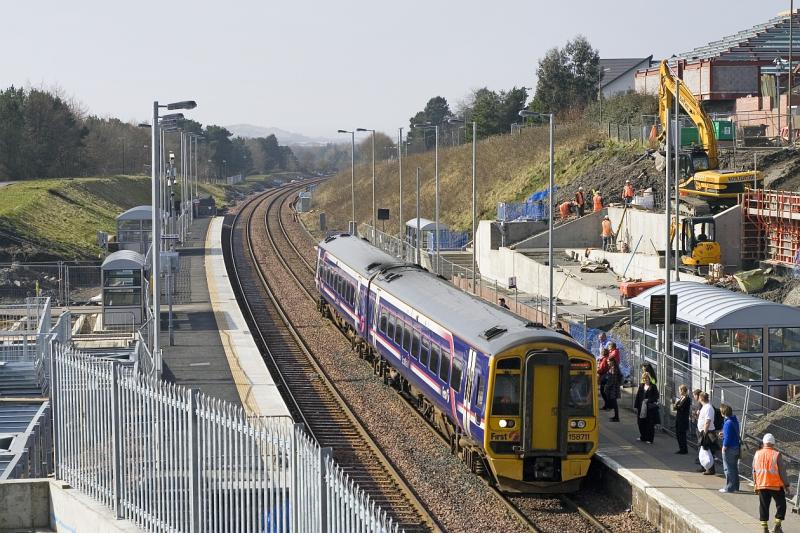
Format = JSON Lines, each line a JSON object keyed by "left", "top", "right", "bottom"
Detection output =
{"left": 338, "top": 129, "right": 356, "bottom": 234}
{"left": 398, "top": 127, "right": 403, "bottom": 245}
{"left": 790, "top": 1, "right": 795, "bottom": 145}
{"left": 356, "top": 128, "right": 376, "bottom": 229}
{"left": 598, "top": 66, "right": 611, "bottom": 125}
{"left": 520, "top": 110, "right": 555, "bottom": 325}
{"left": 412, "top": 123, "right": 440, "bottom": 273}
{"left": 775, "top": 57, "right": 788, "bottom": 143}
{"left": 149, "top": 99, "right": 196, "bottom": 374}
{"left": 448, "top": 117, "right": 478, "bottom": 293}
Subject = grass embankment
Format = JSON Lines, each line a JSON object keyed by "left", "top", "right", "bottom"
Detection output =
{"left": 305, "top": 122, "right": 641, "bottom": 233}
{"left": 0, "top": 174, "right": 279, "bottom": 260}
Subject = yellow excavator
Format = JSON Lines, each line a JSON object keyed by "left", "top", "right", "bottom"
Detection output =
{"left": 669, "top": 215, "right": 721, "bottom": 270}
{"left": 658, "top": 60, "right": 762, "bottom": 215}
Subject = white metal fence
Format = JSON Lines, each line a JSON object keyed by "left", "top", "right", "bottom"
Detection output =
{"left": 50, "top": 342, "right": 400, "bottom": 532}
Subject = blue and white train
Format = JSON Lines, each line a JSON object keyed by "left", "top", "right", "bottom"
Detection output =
{"left": 315, "top": 233, "right": 598, "bottom": 493}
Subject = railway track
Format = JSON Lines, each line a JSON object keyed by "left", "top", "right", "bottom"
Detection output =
{"left": 226, "top": 184, "right": 437, "bottom": 532}
{"left": 268, "top": 187, "right": 612, "bottom": 533}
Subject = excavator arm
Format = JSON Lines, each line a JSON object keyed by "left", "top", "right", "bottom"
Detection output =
{"left": 658, "top": 60, "right": 719, "bottom": 169}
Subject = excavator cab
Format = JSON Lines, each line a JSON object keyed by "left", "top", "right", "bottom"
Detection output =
{"left": 677, "top": 149, "right": 711, "bottom": 180}
{"left": 680, "top": 216, "right": 720, "bottom": 268}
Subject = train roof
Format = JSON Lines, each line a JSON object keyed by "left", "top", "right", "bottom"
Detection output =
{"left": 319, "top": 234, "right": 585, "bottom": 356}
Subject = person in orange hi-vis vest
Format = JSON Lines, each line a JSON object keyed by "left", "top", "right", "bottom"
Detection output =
{"left": 559, "top": 201, "right": 572, "bottom": 220}
{"left": 593, "top": 191, "right": 603, "bottom": 213}
{"left": 623, "top": 180, "right": 635, "bottom": 206}
{"left": 601, "top": 215, "right": 614, "bottom": 251}
{"left": 753, "top": 433, "right": 790, "bottom": 533}
{"left": 574, "top": 186, "right": 586, "bottom": 217}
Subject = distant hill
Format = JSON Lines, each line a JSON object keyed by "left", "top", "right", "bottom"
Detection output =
{"left": 225, "top": 124, "right": 335, "bottom": 146}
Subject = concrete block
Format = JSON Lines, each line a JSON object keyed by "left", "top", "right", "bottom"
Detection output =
{"left": 514, "top": 210, "right": 605, "bottom": 250}
{"left": 0, "top": 479, "right": 50, "bottom": 529}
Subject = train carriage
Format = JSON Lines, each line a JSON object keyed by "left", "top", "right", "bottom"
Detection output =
{"left": 315, "top": 234, "right": 598, "bottom": 493}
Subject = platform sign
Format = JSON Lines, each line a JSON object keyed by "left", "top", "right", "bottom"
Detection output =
{"left": 689, "top": 342, "right": 711, "bottom": 394}
{"left": 649, "top": 294, "right": 677, "bottom": 324}
{"left": 508, "top": 276, "right": 517, "bottom": 289}
{"left": 377, "top": 208, "right": 390, "bottom": 220}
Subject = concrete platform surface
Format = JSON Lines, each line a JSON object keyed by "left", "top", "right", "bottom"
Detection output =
{"left": 599, "top": 392, "right": 799, "bottom": 532}
{"left": 205, "top": 217, "right": 290, "bottom": 418}
{"left": 160, "top": 217, "right": 242, "bottom": 406}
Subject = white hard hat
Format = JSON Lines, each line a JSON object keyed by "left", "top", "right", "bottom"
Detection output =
{"left": 763, "top": 433, "right": 776, "bottom": 445}
{"left": 625, "top": 179, "right": 631, "bottom": 183}
{"left": 579, "top": 186, "right": 584, "bottom": 190}
{"left": 603, "top": 215, "right": 609, "bottom": 219}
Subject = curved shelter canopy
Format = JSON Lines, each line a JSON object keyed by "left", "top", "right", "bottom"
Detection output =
{"left": 117, "top": 205, "right": 152, "bottom": 221}
{"left": 629, "top": 281, "right": 800, "bottom": 329}
{"left": 405, "top": 218, "right": 448, "bottom": 232}
{"left": 102, "top": 250, "right": 146, "bottom": 271}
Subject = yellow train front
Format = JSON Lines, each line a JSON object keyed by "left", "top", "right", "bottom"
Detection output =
{"left": 482, "top": 341, "right": 597, "bottom": 493}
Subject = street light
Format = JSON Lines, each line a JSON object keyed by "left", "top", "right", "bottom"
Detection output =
{"left": 149, "top": 98, "right": 197, "bottom": 374}
{"left": 598, "top": 66, "right": 611, "bottom": 125}
{"left": 337, "top": 129, "right": 356, "bottom": 234}
{"left": 412, "top": 122, "right": 440, "bottom": 273}
{"left": 519, "top": 109, "right": 555, "bottom": 325}
{"left": 398, "top": 127, "right": 404, "bottom": 253}
{"left": 448, "top": 117, "right": 478, "bottom": 293}
{"left": 356, "top": 128, "right": 376, "bottom": 229}
{"left": 774, "top": 57, "right": 789, "bottom": 143}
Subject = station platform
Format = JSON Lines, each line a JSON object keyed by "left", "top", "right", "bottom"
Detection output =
{"left": 160, "top": 216, "right": 289, "bottom": 418}
{"left": 597, "top": 389, "right": 799, "bottom": 532}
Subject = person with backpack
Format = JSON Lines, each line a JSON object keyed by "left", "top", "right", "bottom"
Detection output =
{"left": 597, "top": 348, "right": 610, "bottom": 410}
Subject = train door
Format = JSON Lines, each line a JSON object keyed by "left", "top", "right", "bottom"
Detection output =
{"left": 461, "top": 348, "right": 477, "bottom": 438}
{"left": 521, "top": 350, "right": 569, "bottom": 455}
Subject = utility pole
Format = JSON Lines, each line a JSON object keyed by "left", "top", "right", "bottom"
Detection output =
{"left": 416, "top": 167, "right": 421, "bottom": 266}
{"left": 398, "top": 127, "right": 403, "bottom": 246}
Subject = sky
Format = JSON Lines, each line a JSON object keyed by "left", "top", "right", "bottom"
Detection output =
{"left": 1, "top": 1, "right": 792, "bottom": 140}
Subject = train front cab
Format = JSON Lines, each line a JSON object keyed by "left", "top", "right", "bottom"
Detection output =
{"left": 485, "top": 344, "right": 597, "bottom": 493}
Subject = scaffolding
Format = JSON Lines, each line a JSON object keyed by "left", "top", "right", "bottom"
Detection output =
{"left": 742, "top": 189, "right": 800, "bottom": 268}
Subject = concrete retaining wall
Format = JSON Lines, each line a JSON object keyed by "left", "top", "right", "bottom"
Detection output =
{"left": 490, "top": 220, "right": 548, "bottom": 249}
{"left": 476, "top": 222, "right": 621, "bottom": 309}
{"left": 513, "top": 210, "right": 606, "bottom": 250}
{"left": 0, "top": 478, "right": 141, "bottom": 532}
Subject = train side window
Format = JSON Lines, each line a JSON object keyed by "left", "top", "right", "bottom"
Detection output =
{"left": 429, "top": 343, "right": 441, "bottom": 376}
{"left": 394, "top": 317, "right": 403, "bottom": 344}
{"left": 450, "top": 358, "right": 463, "bottom": 392}
{"left": 379, "top": 309, "right": 388, "bottom": 333}
{"left": 438, "top": 345, "right": 451, "bottom": 383}
{"left": 387, "top": 314, "right": 395, "bottom": 340}
{"left": 411, "top": 331, "right": 420, "bottom": 359}
{"left": 348, "top": 285, "right": 354, "bottom": 306}
{"left": 420, "top": 338, "right": 430, "bottom": 366}
{"left": 475, "top": 375, "right": 485, "bottom": 409}
{"left": 402, "top": 323, "right": 411, "bottom": 352}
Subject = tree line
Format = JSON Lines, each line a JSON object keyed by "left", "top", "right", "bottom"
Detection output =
{"left": 0, "top": 86, "right": 299, "bottom": 181}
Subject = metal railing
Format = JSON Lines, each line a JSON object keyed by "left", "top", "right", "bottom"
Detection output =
{"left": 0, "top": 262, "right": 102, "bottom": 306}
{"left": 0, "top": 297, "right": 52, "bottom": 363}
{"left": 50, "top": 342, "right": 400, "bottom": 532}
{"left": 629, "top": 340, "right": 800, "bottom": 503}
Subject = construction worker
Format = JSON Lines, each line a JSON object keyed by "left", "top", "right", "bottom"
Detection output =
{"left": 575, "top": 186, "right": 586, "bottom": 217}
{"left": 559, "top": 201, "right": 572, "bottom": 220}
{"left": 601, "top": 215, "right": 614, "bottom": 251}
{"left": 623, "top": 180, "right": 634, "bottom": 206}
{"left": 753, "top": 433, "right": 790, "bottom": 533}
{"left": 593, "top": 191, "right": 604, "bottom": 213}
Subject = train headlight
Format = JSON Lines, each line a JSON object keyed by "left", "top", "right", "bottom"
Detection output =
{"left": 498, "top": 419, "right": 515, "bottom": 428}
{"left": 577, "top": 420, "right": 586, "bottom": 428}
{"left": 569, "top": 420, "right": 577, "bottom": 428}
{"left": 570, "top": 420, "right": 587, "bottom": 429}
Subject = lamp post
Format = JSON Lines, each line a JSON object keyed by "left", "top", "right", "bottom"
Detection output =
{"left": 448, "top": 117, "right": 478, "bottom": 293}
{"left": 337, "top": 129, "right": 356, "bottom": 234}
{"left": 775, "top": 57, "right": 789, "bottom": 143}
{"left": 520, "top": 110, "right": 555, "bottom": 325}
{"left": 149, "top": 99, "right": 196, "bottom": 373}
{"left": 398, "top": 127, "right": 404, "bottom": 250}
{"left": 598, "top": 66, "right": 611, "bottom": 125}
{"left": 356, "top": 128, "right": 376, "bottom": 229}
{"left": 412, "top": 123, "right": 440, "bottom": 273}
